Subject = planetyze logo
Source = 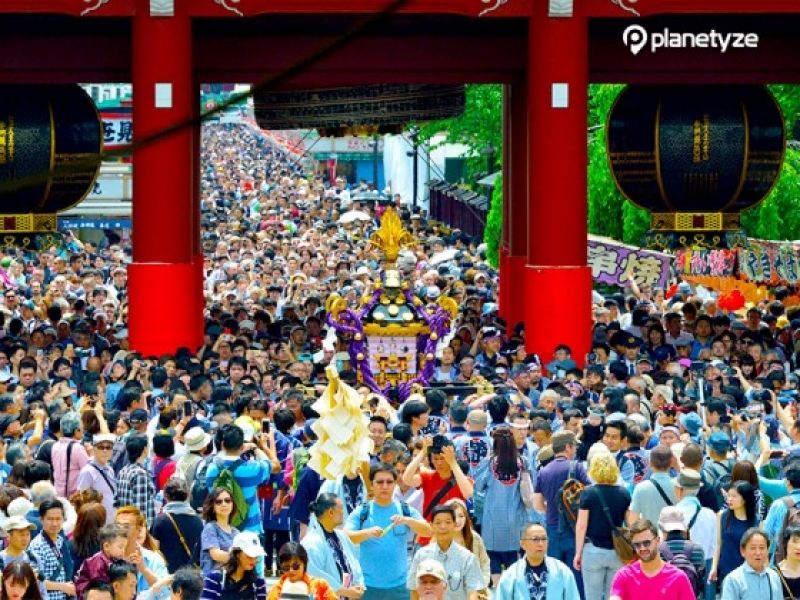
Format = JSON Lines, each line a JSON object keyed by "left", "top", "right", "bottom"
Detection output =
{"left": 622, "top": 24, "right": 759, "bottom": 56}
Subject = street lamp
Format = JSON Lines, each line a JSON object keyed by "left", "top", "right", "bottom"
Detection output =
{"left": 406, "top": 125, "right": 421, "bottom": 210}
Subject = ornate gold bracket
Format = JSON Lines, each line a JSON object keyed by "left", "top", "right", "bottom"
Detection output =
{"left": 651, "top": 212, "right": 741, "bottom": 232}
{"left": 0, "top": 214, "right": 57, "bottom": 233}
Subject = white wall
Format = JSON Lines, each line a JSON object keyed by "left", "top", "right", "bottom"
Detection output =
{"left": 382, "top": 132, "right": 472, "bottom": 211}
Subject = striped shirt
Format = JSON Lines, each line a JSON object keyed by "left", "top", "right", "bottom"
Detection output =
{"left": 661, "top": 536, "right": 706, "bottom": 577}
{"left": 199, "top": 570, "right": 267, "bottom": 600}
{"left": 206, "top": 456, "right": 271, "bottom": 533}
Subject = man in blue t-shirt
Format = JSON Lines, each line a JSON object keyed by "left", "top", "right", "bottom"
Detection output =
{"left": 345, "top": 462, "right": 432, "bottom": 600}
{"left": 206, "top": 424, "right": 279, "bottom": 533}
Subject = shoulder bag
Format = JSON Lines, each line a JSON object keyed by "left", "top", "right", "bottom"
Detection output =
{"left": 423, "top": 477, "right": 456, "bottom": 519}
{"left": 164, "top": 513, "right": 199, "bottom": 567}
{"left": 594, "top": 486, "right": 636, "bottom": 563}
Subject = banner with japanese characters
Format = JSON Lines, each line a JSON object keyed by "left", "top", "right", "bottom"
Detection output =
{"left": 100, "top": 109, "right": 133, "bottom": 150}
{"left": 588, "top": 236, "right": 672, "bottom": 289}
{"left": 674, "top": 249, "right": 737, "bottom": 278}
{"left": 738, "top": 240, "right": 800, "bottom": 285}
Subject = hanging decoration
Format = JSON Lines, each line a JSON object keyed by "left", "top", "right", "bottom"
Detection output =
{"left": 308, "top": 365, "right": 373, "bottom": 481}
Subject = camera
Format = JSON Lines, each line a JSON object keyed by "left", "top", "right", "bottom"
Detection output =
{"left": 744, "top": 402, "right": 764, "bottom": 418}
{"left": 690, "top": 361, "right": 706, "bottom": 374}
{"left": 754, "top": 389, "right": 772, "bottom": 404}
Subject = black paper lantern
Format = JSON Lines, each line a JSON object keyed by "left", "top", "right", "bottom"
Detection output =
{"left": 607, "top": 85, "right": 784, "bottom": 233}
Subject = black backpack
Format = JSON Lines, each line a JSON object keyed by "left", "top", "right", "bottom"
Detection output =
{"left": 189, "top": 456, "right": 214, "bottom": 511}
{"left": 701, "top": 460, "right": 732, "bottom": 512}
{"left": 660, "top": 540, "right": 704, "bottom": 598}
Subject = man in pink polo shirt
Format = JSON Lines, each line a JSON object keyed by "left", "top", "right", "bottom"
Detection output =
{"left": 610, "top": 519, "right": 694, "bottom": 600}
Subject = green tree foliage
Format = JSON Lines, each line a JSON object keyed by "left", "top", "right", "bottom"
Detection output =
{"left": 739, "top": 84, "right": 800, "bottom": 240}
{"left": 587, "top": 84, "right": 650, "bottom": 245}
{"left": 484, "top": 174, "right": 503, "bottom": 267}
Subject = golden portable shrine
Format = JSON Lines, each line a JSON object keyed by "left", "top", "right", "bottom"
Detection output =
{"left": 326, "top": 208, "right": 458, "bottom": 401}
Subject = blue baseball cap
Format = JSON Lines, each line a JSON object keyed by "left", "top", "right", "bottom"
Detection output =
{"left": 708, "top": 431, "right": 732, "bottom": 452}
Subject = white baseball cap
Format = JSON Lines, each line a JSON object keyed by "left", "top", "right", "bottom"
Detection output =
{"left": 416, "top": 559, "right": 447, "bottom": 584}
{"left": 231, "top": 531, "right": 265, "bottom": 558}
{"left": 92, "top": 433, "right": 116, "bottom": 446}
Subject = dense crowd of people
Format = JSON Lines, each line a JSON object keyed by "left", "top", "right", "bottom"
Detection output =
{"left": 0, "top": 121, "right": 796, "bottom": 600}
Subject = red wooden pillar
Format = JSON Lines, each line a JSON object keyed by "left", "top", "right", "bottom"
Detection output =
{"left": 500, "top": 81, "right": 529, "bottom": 336}
{"left": 525, "top": 1, "right": 592, "bottom": 366}
{"left": 129, "top": 0, "right": 202, "bottom": 354}
{"left": 191, "top": 88, "right": 205, "bottom": 348}
{"left": 498, "top": 84, "right": 511, "bottom": 326}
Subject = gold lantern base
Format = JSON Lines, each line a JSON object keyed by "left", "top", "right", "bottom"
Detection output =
{"left": 650, "top": 212, "right": 742, "bottom": 232}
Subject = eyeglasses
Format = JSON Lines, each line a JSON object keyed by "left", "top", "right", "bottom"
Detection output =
{"left": 95, "top": 445, "right": 113, "bottom": 451}
{"left": 214, "top": 497, "right": 233, "bottom": 505}
{"left": 373, "top": 479, "right": 395, "bottom": 485}
{"left": 632, "top": 538, "right": 656, "bottom": 550}
{"left": 279, "top": 561, "right": 304, "bottom": 572}
{"left": 522, "top": 536, "right": 548, "bottom": 543}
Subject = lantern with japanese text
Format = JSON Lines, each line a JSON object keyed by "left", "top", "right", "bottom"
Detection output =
{"left": 607, "top": 85, "right": 785, "bottom": 249}
{"left": 0, "top": 85, "right": 103, "bottom": 249}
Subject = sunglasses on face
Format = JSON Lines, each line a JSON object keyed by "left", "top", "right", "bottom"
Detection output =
{"left": 214, "top": 497, "right": 233, "bottom": 505}
{"left": 632, "top": 538, "right": 656, "bottom": 549}
{"left": 279, "top": 561, "right": 303, "bottom": 572}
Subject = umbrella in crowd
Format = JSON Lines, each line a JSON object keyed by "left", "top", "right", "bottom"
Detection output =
{"left": 338, "top": 210, "right": 372, "bottom": 224}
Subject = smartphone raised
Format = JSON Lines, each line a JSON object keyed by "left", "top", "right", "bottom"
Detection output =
{"left": 690, "top": 361, "right": 706, "bottom": 374}
{"left": 261, "top": 419, "right": 270, "bottom": 434}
